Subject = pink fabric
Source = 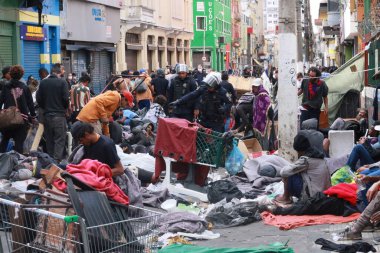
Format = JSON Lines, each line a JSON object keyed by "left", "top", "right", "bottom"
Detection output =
{"left": 261, "top": 211, "right": 360, "bottom": 230}
{"left": 53, "top": 159, "right": 129, "bottom": 205}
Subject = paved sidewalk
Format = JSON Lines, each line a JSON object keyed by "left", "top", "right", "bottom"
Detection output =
{"left": 194, "top": 221, "right": 380, "bottom": 252}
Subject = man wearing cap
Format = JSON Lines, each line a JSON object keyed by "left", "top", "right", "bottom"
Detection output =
{"left": 77, "top": 90, "right": 134, "bottom": 137}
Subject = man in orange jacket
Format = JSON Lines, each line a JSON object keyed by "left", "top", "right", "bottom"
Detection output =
{"left": 77, "top": 90, "right": 134, "bottom": 136}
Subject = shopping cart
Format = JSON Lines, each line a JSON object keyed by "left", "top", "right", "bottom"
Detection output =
{"left": 154, "top": 118, "right": 234, "bottom": 201}
{"left": 0, "top": 195, "right": 161, "bottom": 253}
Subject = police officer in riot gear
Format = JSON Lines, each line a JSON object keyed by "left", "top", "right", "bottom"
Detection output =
{"left": 167, "top": 64, "right": 198, "bottom": 121}
{"left": 170, "top": 72, "right": 232, "bottom": 132}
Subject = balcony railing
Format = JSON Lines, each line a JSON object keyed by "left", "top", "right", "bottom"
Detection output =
{"left": 127, "top": 6, "right": 154, "bottom": 24}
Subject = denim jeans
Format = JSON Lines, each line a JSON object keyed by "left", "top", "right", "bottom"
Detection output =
{"left": 346, "top": 144, "right": 375, "bottom": 171}
{"left": 300, "top": 108, "right": 320, "bottom": 128}
{"left": 359, "top": 167, "right": 380, "bottom": 207}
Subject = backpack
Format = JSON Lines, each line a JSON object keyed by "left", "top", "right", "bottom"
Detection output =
{"left": 135, "top": 79, "right": 148, "bottom": 94}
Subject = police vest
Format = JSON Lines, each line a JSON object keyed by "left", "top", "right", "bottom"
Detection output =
{"left": 172, "top": 78, "right": 189, "bottom": 101}
{"left": 199, "top": 91, "right": 224, "bottom": 121}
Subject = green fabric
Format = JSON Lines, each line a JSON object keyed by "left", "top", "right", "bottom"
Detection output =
{"left": 324, "top": 51, "right": 365, "bottom": 124}
{"left": 331, "top": 165, "right": 355, "bottom": 186}
{"left": 159, "top": 243, "right": 295, "bottom": 253}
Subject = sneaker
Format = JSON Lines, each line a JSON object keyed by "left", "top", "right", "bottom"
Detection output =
{"left": 337, "top": 228, "right": 362, "bottom": 241}
{"left": 363, "top": 224, "right": 375, "bottom": 232}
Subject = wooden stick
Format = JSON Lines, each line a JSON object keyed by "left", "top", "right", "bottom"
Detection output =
{"left": 30, "top": 123, "right": 44, "bottom": 152}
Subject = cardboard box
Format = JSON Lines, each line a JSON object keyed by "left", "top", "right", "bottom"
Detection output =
{"left": 242, "top": 138, "right": 263, "bottom": 153}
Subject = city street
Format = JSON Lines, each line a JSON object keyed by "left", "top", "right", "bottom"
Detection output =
{"left": 1, "top": 0, "right": 380, "bottom": 252}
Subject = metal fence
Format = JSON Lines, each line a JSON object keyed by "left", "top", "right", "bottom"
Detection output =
{"left": 0, "top": 197, "right": 161, "bottom": 253}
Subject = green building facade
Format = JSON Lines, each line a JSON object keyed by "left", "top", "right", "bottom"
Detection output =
{"left": 191, "top": 0, "right": 232, "bottom": 71}
{"left": 0, "top": 0, "right": 21, "bottom": 70}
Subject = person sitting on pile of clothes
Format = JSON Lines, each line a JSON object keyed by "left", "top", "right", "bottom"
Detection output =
{"left": 274, "top": 132, "right": 331, "bottom": 205}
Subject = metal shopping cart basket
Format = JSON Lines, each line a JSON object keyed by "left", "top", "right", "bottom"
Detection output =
{"left": 0, "top": 194, "right": 161, "bottom": 253}
{"left": 196, "top": 127, "right": 231, "bottom": 168}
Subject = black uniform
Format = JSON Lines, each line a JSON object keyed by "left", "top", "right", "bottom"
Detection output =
{"left": 168, "top": 76, "right": 197, "bottom": 121}
{"left": 151, "top": 75, "right": 169, "bottom": 97}
{"left": 178, "top": 85, "right": 232, "bottom": 132}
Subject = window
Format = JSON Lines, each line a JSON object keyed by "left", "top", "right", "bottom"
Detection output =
{"left": 196, "top": 16, "right": 206, "bottom": 30}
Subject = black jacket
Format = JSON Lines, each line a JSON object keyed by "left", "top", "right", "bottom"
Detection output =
{"left": 220, "top": 80, "right": 237, "bottom": 104}
{"left": 36, "top": 74, "right": 69, "bottom": 116}
{"left": 0, "top": 79, "right": 36, "bottom": 118}
{"left": 179, "top": 85, "right": 232, "bottom": 122}
{"left": 168, "top": 76, "right": 198, "bottom": 115}
{"left": 151, "top": 76, "right": 169, "bottom": 97}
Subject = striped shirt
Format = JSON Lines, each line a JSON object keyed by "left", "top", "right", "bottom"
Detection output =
{"left": 70, "top": 83, "right": 90, "bottom": 112}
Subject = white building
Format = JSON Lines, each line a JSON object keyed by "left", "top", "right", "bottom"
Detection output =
{"left": 264, "top": 0, "right": 279, "bottom": 38}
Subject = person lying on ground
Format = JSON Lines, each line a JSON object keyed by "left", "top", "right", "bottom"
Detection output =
{"left": 142, "top": 95, "right": 167, "bottom": 126}
{"left": 274, "top": 132, "right": 331, "bottom": 205}
{"left": 337, "top": 180, "right": 380, "bottom": 240}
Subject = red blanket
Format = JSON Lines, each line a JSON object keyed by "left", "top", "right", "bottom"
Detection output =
{"left": 261, "top": 211, "right": 360, "bottom": 230}
{"left": 53, "top": 159, "right": 129, "bottom": 205}
{"left": 323, "top": 183, "right": 357, "bottom": 205}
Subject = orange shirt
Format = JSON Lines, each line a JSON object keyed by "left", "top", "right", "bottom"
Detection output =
{"left": 135, "top": 75, "right": 153, "bottom": 102}
{"left": 77, "top": 90, "right": 120, "bottom": 123}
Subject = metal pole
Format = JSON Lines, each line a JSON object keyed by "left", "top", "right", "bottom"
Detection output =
{"left": 278, "top": 0, "right": 298, "bottom": 161}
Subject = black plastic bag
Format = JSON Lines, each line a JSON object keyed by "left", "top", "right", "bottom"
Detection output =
{"left": 206, "top": 199, "right": 262, "bottom": 228}
{"left": 207, "top": 180, "right": 243, "bottom": 204}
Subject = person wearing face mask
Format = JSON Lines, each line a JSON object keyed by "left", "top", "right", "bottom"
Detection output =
{"left": 193, "top": 64, "right": 206, "bottom": 85}
{"left": 298, "top": 67, "right": 329, "bottom": 127}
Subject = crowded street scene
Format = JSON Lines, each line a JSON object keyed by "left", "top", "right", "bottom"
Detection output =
{"left": 1, "top": 0, "right": 380, "bottom": 252}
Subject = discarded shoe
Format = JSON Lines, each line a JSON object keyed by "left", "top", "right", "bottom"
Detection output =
{"left": 336, "top": 228, "right": 362, "bottom": 241}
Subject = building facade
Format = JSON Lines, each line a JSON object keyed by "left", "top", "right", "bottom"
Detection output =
{"left": 60, "top": 0, "right": 121, "bottom": 93}
{"left": 116, "top": 0, "right": 193, "bottom": 73}
{"left": 231, "top": 0, "right": 241, "bottom": 70}
{"left": 264, "top": 0, "right": 278, "bottom": 37}
{"left": 191, "top": 0, "right": 232, "bottom": 71}
{"left": 0, "top": 0, "right": 61, "bottom": 78}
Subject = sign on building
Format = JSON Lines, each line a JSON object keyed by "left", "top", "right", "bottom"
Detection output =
{"left": 20, "top": 25, "right": 47, "bottom": 41}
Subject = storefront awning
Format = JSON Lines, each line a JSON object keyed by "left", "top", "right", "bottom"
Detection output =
{"left": 66, "top": 44, "right": 116, "bottom": 52}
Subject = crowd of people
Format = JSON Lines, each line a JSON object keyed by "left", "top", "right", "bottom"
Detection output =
{"left": 5, "top": 60, "right": 380, "bottom": 244}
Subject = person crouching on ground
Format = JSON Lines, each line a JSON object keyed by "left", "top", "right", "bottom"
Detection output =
{"left": 274, "top": 132, "right": 331, "bottom": 205}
